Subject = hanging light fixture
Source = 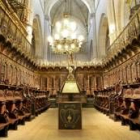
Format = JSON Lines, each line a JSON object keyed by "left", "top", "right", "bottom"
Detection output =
{"left": 47, "top": 0, "right": 84, "bottom": 54}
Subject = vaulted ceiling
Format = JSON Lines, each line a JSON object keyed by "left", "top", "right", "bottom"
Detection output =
{"left": 50, "top": 0, "right": 89, "bottom": 28}
{"left": 44, "top": 0, "right": 94, "bottom": 18}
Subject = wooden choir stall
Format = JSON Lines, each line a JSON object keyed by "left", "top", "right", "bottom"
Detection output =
{"left": 0, "top": 84, "right": 50, "bottom": 137}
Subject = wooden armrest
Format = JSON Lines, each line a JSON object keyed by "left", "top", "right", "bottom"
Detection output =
{"left": 0, "top": 123, "right": 9, "bottom": 130}
{"left": 129, "top": 116, "right": 140, "bottom": 124}
{"left": 24, "top": 113, "right": 31, "bottom": 117}
{"left": 18, "top": 115, "right": 25, "bottom": 120}
{"left": 9, "top": 118, "right": 18, "bottom": 124}
{"left": 120, "top": 114, "right": 129, "bottom": 119}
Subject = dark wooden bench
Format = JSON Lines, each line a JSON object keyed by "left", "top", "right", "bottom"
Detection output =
{"left": 115, "top": 87, "right": 140, "bottom": 130}
{"left": 5, "top": 90, "right": 19, "bottom": 129}
{"left": 0, "top": 90, "right": 9, "bottom": 136}
{"left": 94, "top": 89, "right": 111, "bottom": 115}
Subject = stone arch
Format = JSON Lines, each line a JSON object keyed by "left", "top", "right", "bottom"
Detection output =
{"left": 98, "top": 14, "right": 109, "bottom": 58}
{"left": 32, "top": 15, "right": 43, "bottom": 58}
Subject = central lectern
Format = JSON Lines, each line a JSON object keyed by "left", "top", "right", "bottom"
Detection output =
{"left": 58, "top": 67, "right": 82, "bottom": 129}
{"left": 58, "top": 101, "right": 82, "bottom": 129}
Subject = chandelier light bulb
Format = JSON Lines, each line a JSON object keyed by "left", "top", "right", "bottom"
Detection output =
{"left": 56, "top": 21, "right": 62, "bottom": 31}
{"left": 70, "top": 21, "right": 77, "bottom": 31}
{"left": 79, "top": 43, "right": 82, "bottom": 48}
{"left": 54, "top": 34, "right": 60, "bottom": 40}
{"left": 62, "top": 29, "right": 69, "bottom": 38}
{"left": 71, "top": 43, "right": 75, "bottom": 49}
{"left": 57, "top": 44, "right": 62, "bottom": 50}
{"left": 63, "top": 18, "right": 69, "bottom": 27}
{"left": 64, "top": 44, "right": 69, "bottom": 50}
{"left": 78, "top": 35, "right": 84, "bottom": 42}
{"left": 48, "top": 36, "right": 53, "bottom": 43}
{"left": 71, "top": 33, "right": 77, "bottom": 39}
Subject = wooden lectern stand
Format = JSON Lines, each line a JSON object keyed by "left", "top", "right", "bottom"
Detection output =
{"left": 58, "top": 67, "right": 82, "bottom": 129}
{"left": 58, "top": 101, "right": 82, "bottom": 129}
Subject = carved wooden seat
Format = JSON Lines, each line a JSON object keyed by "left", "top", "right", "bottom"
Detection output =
{"left": 20, "top": 91, "right": 32, "bottom": 119}
{"left": 117, "top": 98, "right": 132, "bottom": 124}
{"left": 0, "top": 90, "right": 9, "bottom": 136}
{"left": 93, "top": 89, "right": 111, "bottom": 114}
{"left": 14, "top": 90, "right": 30, "bottom": 123}
{"left": 5, "top": 90, "right": 19, "bottom": 129}
{"left": 125, "top": 88, "right": 140, "bottom": 130}
{"left": 6, "top": 104, "right": 18, "bottom": 129}
{"left": 114, "top": 87, "right": 140, "bottom": 129}
{"left": 14, "top": 91, "right": 22, "bottom": 101}
{"left": 114, "top": 98, "right": 129, "bottom": 121}
{"left": 16, "top": 101, "right": 31, "bottom": 123}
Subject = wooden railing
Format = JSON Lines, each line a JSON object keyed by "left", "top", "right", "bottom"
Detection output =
{"left": 104, "top": 8, "right": 140, "bottom": 64}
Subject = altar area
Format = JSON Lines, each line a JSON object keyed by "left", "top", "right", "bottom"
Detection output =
{"left": 58, "top": 67, "right": 83, "bottom": 129}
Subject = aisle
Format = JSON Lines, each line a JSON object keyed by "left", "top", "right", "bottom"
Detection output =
{"left": 1, "top": 108, "right": 140, "bottom": 140}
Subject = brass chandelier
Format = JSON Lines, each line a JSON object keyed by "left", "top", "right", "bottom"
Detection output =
{"left": 48, "top": 15, "right": 84, "bottom": 54}
{"left": 48, "top": 0, "right": 84, "bottom": 54}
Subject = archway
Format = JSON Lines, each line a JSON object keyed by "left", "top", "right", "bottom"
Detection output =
{"left": 98, "top": 14, "right": 110, "bottom": 58}
{"left": 32, "top": 15, "right": 43, "bottom": 58}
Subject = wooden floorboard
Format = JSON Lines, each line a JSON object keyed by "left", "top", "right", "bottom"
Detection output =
{"left": 1, "top": 108, "right": 140, "bottom": 140}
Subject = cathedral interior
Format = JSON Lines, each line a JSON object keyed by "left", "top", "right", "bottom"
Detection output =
{"left": 0, "top": 0, "right": 140, "bottom": 140}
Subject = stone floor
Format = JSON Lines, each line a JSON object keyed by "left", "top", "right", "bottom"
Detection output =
{"left": 1, "top": 108, "right": 140, "bottom": 140}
